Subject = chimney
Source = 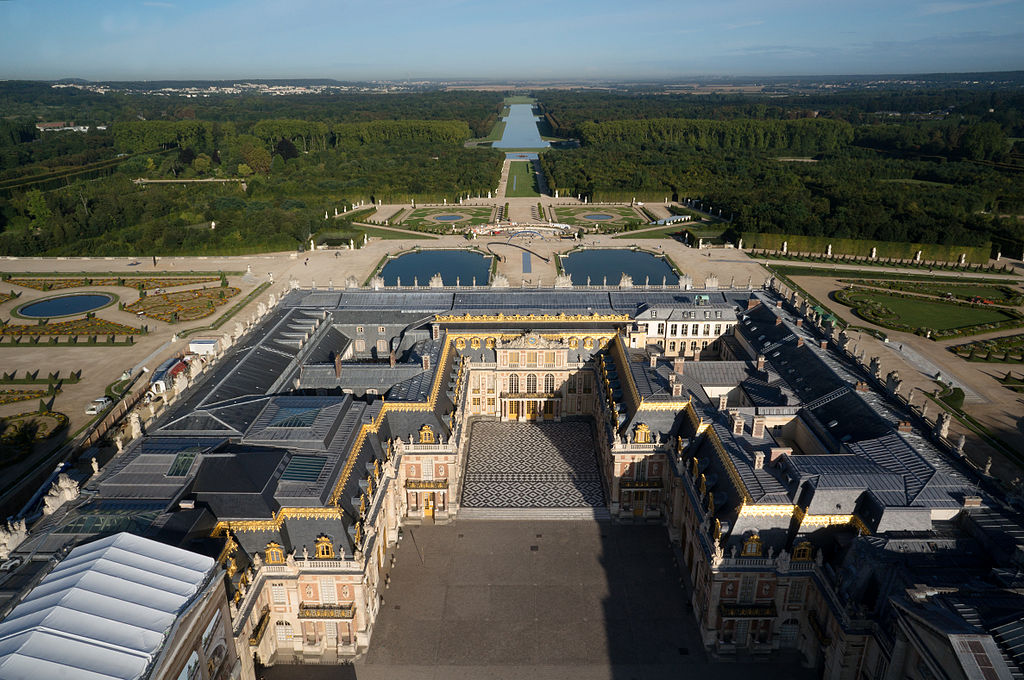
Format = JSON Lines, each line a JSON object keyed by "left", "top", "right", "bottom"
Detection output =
{"left": 897, "top": 420, "right": 912, "bottom": 433}
{"left": 752, "top": 416, "right": 766, "bottom": 439}
{"left": 718, "top": 393, "right": 728, "bottom": 411}
{"left": 672, "top": 379, "right": 683, "bottom": 397}
{"left": 962, "top": 496, "right": 982, "bottom": 508}
{"left": 422, "top": 354, "right": 431, "bottom": 371}
{"left": 770, "top": 447, "right": 792, "bottom": 463}
{"left": 756, "top": 354, "right": 765, "bottom": 372}
{"left": 747, "top": 296, "right": 760, "bottom": 310}
{"left": 775, "top": 317, "right": 782, "bottom": 326}
{"left": 650, "top": 352, "right": 660, "bottom": 369}
{"left": 673, "top": 356, "right": 685, "bottom": 375}
{"left": 775, "top": 300, "right": 783, "bottom": 308}
{"left": 796, "top": 337, "right": 804, "bottom": 348}
{"left": 796, "top": 319, "right": 803, "bottom": 328}
{"left": 389, "top": 350, "right": 397, "bottom": 368}
{"left": 334, "top": 352, "right": 342, "bottom": 379}
{"left": 692, "top": 351, "right": 701, "bottom": 362}
{"left": 855, "top": 381, "right": 868, "bottom": 392}
{"left": 753, "top": 451, "right": 765, "bottom": 470}
{"left": 819, "top": 340, "right": 828, "bottom": 349}
{"left": 731, "top": 411, "right": 744, "bottom": 435}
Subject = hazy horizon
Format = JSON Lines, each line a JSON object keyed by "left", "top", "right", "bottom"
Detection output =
{"left": 2, "top": 0, "right": 1023, "bottom": 81}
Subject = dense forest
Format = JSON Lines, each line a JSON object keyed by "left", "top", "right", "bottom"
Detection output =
{"left": 2, "top": 82, "right": 1024, "bottom": 257}
{"left": 0, "top": 87, "right": 504, "bottom": 255}
{"left": 538, "top": 89, "right": 1024, "bottom": 255}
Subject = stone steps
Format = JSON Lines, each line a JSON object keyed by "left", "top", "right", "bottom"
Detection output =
{"left": 457, "top": 506, "right": 611, "bottom": 521}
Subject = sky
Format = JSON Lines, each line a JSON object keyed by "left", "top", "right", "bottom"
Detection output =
{"left": 1, "top": 0, "right": 1023, "bottom": 80}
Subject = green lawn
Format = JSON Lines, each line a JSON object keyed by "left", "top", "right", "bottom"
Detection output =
{"left": 843, "top": 291, "right": 1013, "bottom": 330}
{"left": 504, "top": 95, "right": 535, "bottom": 105}
{"left": 506, "top": 161, "right": 540, "bottom": 197}
{"left": 772, "top": 265, "right": 1018, "bottom": 283}
{"left": 844, "top": 279, "right": 1022, "bottom": 304}
{"left": 551, "top": 204, "right": 645, "bottom": 228}
{"left": 613, "top": 225, "right": 686, "bottom": 239}
{"left": 397, "top": 206, "right": 495, "bottom": 231}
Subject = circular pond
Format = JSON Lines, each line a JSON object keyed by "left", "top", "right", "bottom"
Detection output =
{"left": 583, "top": 213, "right": 615, "bottom": 221}
{"left": 17, "top": 293, "right": 116, "bottom": 318}
{"left": 560, "top": 249, "right": 679, "bottom": 286}
{"left": 378, "top": 250, "right": 492, "bottom": 286}
{"left": 432, "top": 214, "right": 466, "bottom": 222}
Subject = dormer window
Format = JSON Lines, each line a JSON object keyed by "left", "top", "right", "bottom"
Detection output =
{"left": 265, "top": 542, "right": 285, "bottom": 565}
{"left": 742, "top": 534, "right": 763, "bottom": 556}
{"left": 315, "top": 535, "right": 334, "bottom": 559}
{"left": 419, "top": 424, "right": 435, "bottom": 443}
{"left": 793, "top": 541, "right": 813, "bottom": 561}
{"left": 651, "top": 310, "right": 658, "bottom": 318}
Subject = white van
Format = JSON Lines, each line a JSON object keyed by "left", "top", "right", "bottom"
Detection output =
{"left": 85, "top": 397, "right": 113, "bottom": 415}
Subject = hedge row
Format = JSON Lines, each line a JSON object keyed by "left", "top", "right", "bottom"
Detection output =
{"left": 742, "top": 232, "right": 991, "bottom": 264}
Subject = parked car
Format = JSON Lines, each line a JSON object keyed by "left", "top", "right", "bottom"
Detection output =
{"left": 85, "top": 397, "right": 113, "bottom": 415}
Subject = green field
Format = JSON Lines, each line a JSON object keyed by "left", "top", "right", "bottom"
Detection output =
{"left": 838, "top": 290, "right": 1014, "bottom": 331}
{"left": 506, "top": 161, "right": 540, "bottom": 197}
{"left": 551, "top": 204, "right": 645, "bottom": 228}
{"left": 772, "top": 265, "right": 1018, "bottom": 282}
{"left": 397, "top": 206, "right": 495, "bottom": 231}
{"left": 504, "top": 95, "right": 535, "bottom": 105}
{"left": 843, "top": 279, "right": 1023, "bottom": 304}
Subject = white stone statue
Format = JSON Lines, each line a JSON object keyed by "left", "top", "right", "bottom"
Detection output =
{"left": 0, "top": 519, "right": 28, "bottom": 560}
{"left": 90, "top": 457, "right": 99, "bottom": 475}
{"left": 712, "top": 541, "right": 725, "bottom": 567}
{"left": 129, "top": 412, "right": 143, "bottom": 440}
{"left": 42, "top": 474, "right": 79, "bottom": 516}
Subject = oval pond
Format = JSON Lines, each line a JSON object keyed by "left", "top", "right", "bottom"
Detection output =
{"left": 17, "top": 293, "right": 115, "bottom": 318}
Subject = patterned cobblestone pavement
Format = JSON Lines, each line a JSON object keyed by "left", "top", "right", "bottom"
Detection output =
{"left": 461, "top": 421, "right": 605, "bottom": 508}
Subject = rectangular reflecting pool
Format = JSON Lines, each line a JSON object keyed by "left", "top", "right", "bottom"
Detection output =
{"left": 377, "top": 250, "right": 492, "bottom": 286}
{"left": 560, "top": 249, "right": 679, "bottom": 286}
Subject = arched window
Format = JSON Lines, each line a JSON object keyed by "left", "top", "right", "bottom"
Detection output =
{"left": 315, "top": 535, "right": 334, "bottom": 559}
{"left": 544, "top": 374, "right": 555, "bottom": 392}
{"left": 264, "top": 542, "right": 285, "bottom": 565}
{"left": 471, "top": 337, "right": 480, "bottom": 349}
{"left": 509, "top": 374, "right": 520, "bottom": 393}
{"left": 526, "top": 374, "right": 537, "bottom": 393}
{"left": 419, "top": 424, "right": 435, "bottom": 443}
{"left": 793, "top": 541, "right": 813, "bottom": 561}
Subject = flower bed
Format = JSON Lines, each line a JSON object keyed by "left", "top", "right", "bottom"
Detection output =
{"left": 838, "top": 279, "right": 1024, "bottom": 306}
{"left": 949, "top": 332, "right": 1024, "bottom": 362}
{"left": 0, "top": 389, "right": 49, "bottom": 405}
{"left": 0, "top": 317, "right": 143, "bottom": 336}
{"left": 125, "top": 286, "right": 241, "bottom": 323}
{"left": 8, "top": 276, "right": 221, "bottom": 291}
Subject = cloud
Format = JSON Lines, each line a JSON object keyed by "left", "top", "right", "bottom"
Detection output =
{"left": 919, "top": 0, "right": 1016, "bottom": 15}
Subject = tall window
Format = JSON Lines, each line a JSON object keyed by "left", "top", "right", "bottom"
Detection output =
{"left": 526, "top": 351, "right": 537, "bottom": 367}
{"left": 265, "top": 542, "right": 285, "bottom": 564}
{"left": 739, "top": 575, "right": 756, "bottom": 603}
{"left": 275, "top": 621, "right": 292, "bottom": 642}
{"left": 526, "top": 374, "right": 537, "bottom": 393}
{"left": 271, "top": 583, "right": 286, "bottom": 605}
{"left": 320, "top": 577, "right": 337, "bottom": 604}
{"left": 544, "top": 374, "right": 555, "bottom": 392}
{"left": 582, "top": 373, "right": 592, "bottom": 393}
{"left": 509, "top": 374, "right": 520, "bottom": 392}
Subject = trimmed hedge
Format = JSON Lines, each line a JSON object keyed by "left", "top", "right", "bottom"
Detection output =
{"left": 742, "top": 232, "right": 991, "bottom": 265}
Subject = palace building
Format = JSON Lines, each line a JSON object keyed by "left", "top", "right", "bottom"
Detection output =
{"left": 2, "top": 285, "right": 1022, "bottom": 679}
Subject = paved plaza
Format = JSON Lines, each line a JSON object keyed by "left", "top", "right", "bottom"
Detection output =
{"left": 261, "top": 521, "right": 814, "bottom": 680}
{"left": 461, "top": 421, "right": 605, "bottom": 508}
